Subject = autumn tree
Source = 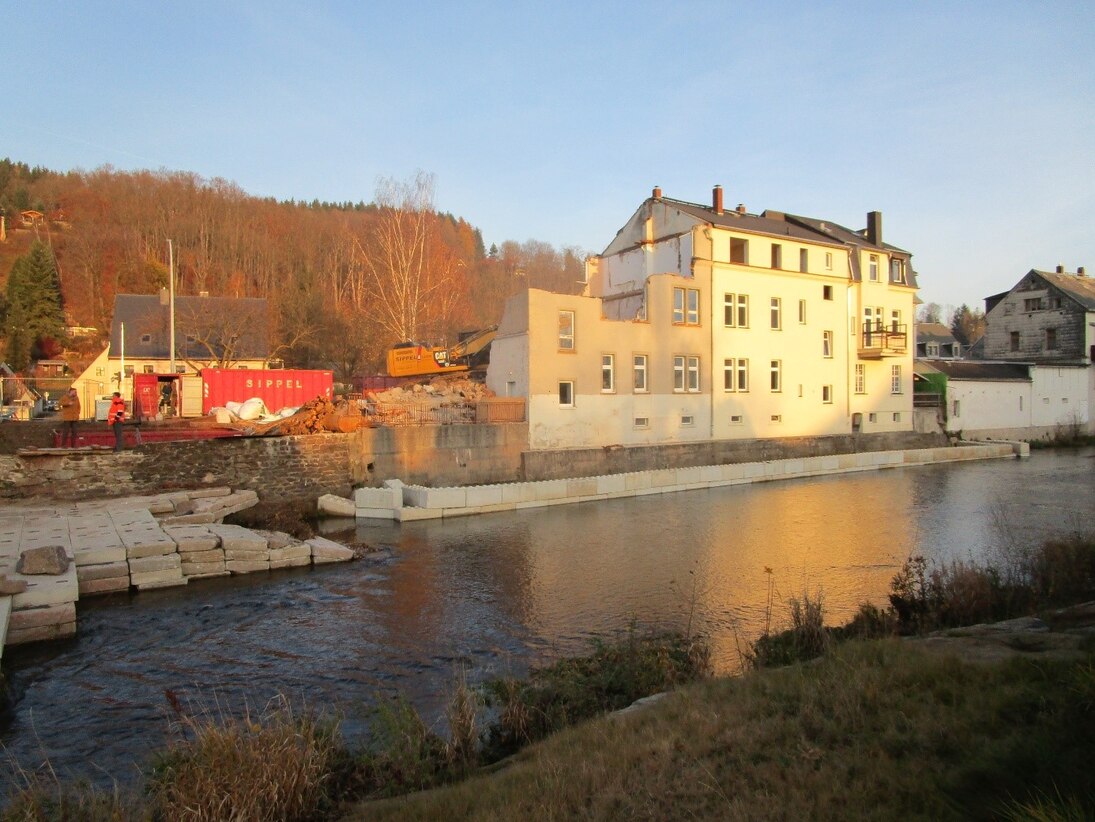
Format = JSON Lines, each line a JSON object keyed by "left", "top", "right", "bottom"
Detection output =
{"left": 950, "top": 304, "right": 986, "bottom": 346}
{"left": 917, "top": 302, "right": 943, "bottom": 324}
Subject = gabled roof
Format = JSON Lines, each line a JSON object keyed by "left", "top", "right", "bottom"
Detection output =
{"left": 109, "top": 294, "right": 269, "bottom": 361}
{"left": 916, "top": 322, "right": 959, "bottom": 345}
{"left": 1034, "top": 270, "right": 1095, "bottom": 311}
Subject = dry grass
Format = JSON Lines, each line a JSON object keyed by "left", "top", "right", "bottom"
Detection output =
{"left": 353, "top": 643, "right": 1095, "bottom": 821}
{"left": 147, "top": 695, "right": 340, "bottom": 821}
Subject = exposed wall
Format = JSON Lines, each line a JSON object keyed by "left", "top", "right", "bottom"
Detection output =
{"left": 983, "top": 272, "right": 1091, "bottom": 362}
{"left": 945, "top": 366, "right": 1091, "bottom": 437}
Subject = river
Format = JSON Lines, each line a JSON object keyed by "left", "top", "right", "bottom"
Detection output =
{"left": 1, "top": 448, "right": 1092, "bottom": 789}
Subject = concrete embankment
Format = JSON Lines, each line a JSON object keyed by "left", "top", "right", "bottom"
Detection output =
{"left": 350, "top": 442, "right": 1027, "bottom": 521}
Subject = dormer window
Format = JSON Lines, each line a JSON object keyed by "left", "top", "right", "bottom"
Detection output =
{"left": 889, "top": 259, "right": 906, "bottom": 284}
{"left": 140, "top": 334, "right": 152, "bottom": 344}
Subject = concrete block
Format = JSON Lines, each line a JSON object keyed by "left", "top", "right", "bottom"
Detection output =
{"left": 624, "top": 473, "right": 652, "bottom": 491}
{"left": 162, "top": 512, "right": 219, "bottom": 525}
{"left": 536, "top": 479, "right": 569, "bottom": 500}
{"left": 317, "top": 494, "right": 356, "bottom": 517}
{"left": 187, "top": 487, "right": 232, "bottom": 499}
{"left": 7, "top": 621, "right": 76, "bottom": 645}
{"left": 257, "top": 530, "right": 295, "bottom": 550}
{"left": 743, "top": 462, "right": 766, "bottom": 479}
{"left": 423, "top": 487, "right": 466, "bottom": 509}
{"left": 181, "top": 561, "right": 227, "bottom": 577}
{"left": 400, "top": 486, "right": 429, "bottom": 508}
{"left": 465, "top": 484, "right": 503, "bottom": 507}
{"left": 837, "top": 454, "right": 858, "bottom": 469}
{"left": 135, "top": 577, "right": 188, "bottom": 590}
{"left": 72, "top": 541, "right": 127, "bottom": 566}
{"left": 126, "top": 539, "right": 178, "bottom": 560}
{"left": 182, "top": 570, "right": 231, "bottom": 580}
{"left": 783, "top": 459, "right": 805, "bottom": 476}
{"left": 355, "top": 507, "right": 397, "bottom": 520}
{"left": 395, "top": 507, "right": 443, "bottom": 522}
{"left": 308, "top": 537, "right": 354, "bottom": 563}
{"left": 129, "top": 554, "right": 181, "bottom": 574}
{"left": 177, "top": 549, "right": 224, "bottom": 564}
{"left": 500, "top": 483, "right": 537, "bottom": 504}
{"left": 223, "top": 549, "right": 270, "bottom": 562}
{"left": 79, "top": 577, "right": 131, "bottom": 596}
{"left": 676, "top": 466, "right": 706, "bottom": 486}
{"left": 565, "top": 477, "right": 598, "bottom": 498}
{"left": 9, "top": 602, "right": 76, "bottom": 630}
{"left": 12, "top": 576, "right": 79, "bottom": 610}
{"left": 268, "top": 544, "right": 311, "bottom": 563}
{"left": 355, "top": 486, "right": 401, "bottom": 509}
{"left": 147, "top": 499, "right": 175, "bottom": 515}
{"left": 162, "top": 525, "right": 220, "bottom": 553}
{"left": 226, "top": 560, "right": 270, "bottom": 574}
{"left": 720, "top": 463, "right": 746, "bottom": 481}
{"left": 649, "top": 469, "right": 678, "bottom": 488}
{"left": 76, "top": 561, "right": 129, "bottom": 582}
{"left": 131, "top": 568, "right": 184, "bottom": 587}
{"left": 596, "top": 474, "right": 627, "bottom": 495}
{"left": 207, "top": 524, "right": 268, "bottom": 552}
{"left": 270, "top": 555, "right": 312, "bottom": 569}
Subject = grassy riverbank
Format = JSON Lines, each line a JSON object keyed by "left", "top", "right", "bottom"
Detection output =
{"left": 4, "top": 535, "right": 1093, "bottom": 820}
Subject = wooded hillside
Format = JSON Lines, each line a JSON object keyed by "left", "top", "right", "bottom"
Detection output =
{"left": 0, "top": 159, "right": 587, "bottom": 376}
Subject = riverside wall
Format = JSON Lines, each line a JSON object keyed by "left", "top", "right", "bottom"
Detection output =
{"left": 2, "top": 423, "right": 955, "bottom": 503}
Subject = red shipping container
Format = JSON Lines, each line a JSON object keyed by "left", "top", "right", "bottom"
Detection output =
{"left": 201, "top": 369, "right": 333, "bottom": 415}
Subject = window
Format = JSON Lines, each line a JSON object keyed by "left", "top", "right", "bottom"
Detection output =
{"left": 140, "top": 334, "right": 152, "bottom": 344}
{"left": 601, "top": 354, "right": 614, "bottom": 392}
{"left": 824, "top": 252, "right": 833, "bottom": 270}
{"left": 673, "top": 356, "right": 685, "bottom": 391}
{"left": 723, "top": 359, "right": 735, "bottom": 391}
{"left": 952, "top": 400, "right": 960, "bottom": 418}
{"left": 822, "top": 330, "right": 833, "bottom": 358}
{"left": 798, "top": 299, "right": 807, "bottom": 324}
{"left": 558, "top": 381, "right": 574, "bottom": 407}
{"left": 770, "top": 415, "right": 782, "bottom": 422}
{"left": 95, "top": 367, "right": 104, "bottom": 377}
{"left": 771, "top": 244, "right": 783, "bottom": 269}
{"left": 1045, "top": 328, "right": 1057, "bottom": 350}
{"left": 891, "top": 310, "right": 901, "bottom": 332}
{"left": 868, "top": 255, "right": 879, "bottom": 281}
{"left": 1048, "top": 295, "right": 1062, "bottom": 309}
{"left": 770, "top": 298, "right": 781, "bottom": 329}
{"left": 799, "top": 248, "right": 809, "bottom": 273}
{"left": 1024, "top": 297, "right": 1043, "bottom": 312}
{"left": 633, "top": 354, "right": 648, "bottom": 392}
{"left": 723, "top": 358, "right": 749, "bottom": 391}
{"left": 869, "top": 412, "right": 877, "bottom": 423}
{"left": 124, "top": 365, "right": 134, "bottom": 376}
{"left": 889, "top": 258, "right": 906, "bottom": 284}
{"left": 558, "top": 310, "right": 575, "bottom": 350}
{"left": 891, "top": 364, "right": 902, "bottom": 394}
{"left": 724, "top": 293, "right": 749, "bottom": 327}
{"left": 730, "top": 414, "right": 744, "bottom": 424}
{"left": 926, "top": 342, "right": 939, "bottom": 356}
{"left": 142, "top": 365, "right": 154, "bottom": 374}
{"left": 730, "top": 237, "right": 748, "bottom": 264}
{"left": 673, "top": 287, "right": 700, "bottom": 325}
{"left": 822, "top": 385, "right": 832, "bottom": 404}
{"left": 681, "top": 414, "right": 695, "bottom": 426}
{"left": 634, "top": 417, "right": 649, "bottom": 429}
{"left": 823, "top": 284, "right": 833, "bottom": 301}
{"left": 686, "top": 356, "right": 700, "bottom": 392}
{"left": 770, "top": 360, "right": 782, "bottom": 392}
{"left": 854, "top": 364, "right": 865, "bottom": 394}
{"left": 176, "top": 365, "right": 186, "bottom": 374}
{"left": 893, "top": 412, "right": 901, "bottom": 422}
{"left": 1010, "top": 331, "right": 1021, "bottom": 352}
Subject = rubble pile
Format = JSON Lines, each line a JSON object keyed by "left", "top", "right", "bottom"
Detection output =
{"left": 362, "top": 373, "right": 495, "bottom": 427}
{"left": 248, "top": 397, "right": 370, "bottom": 436}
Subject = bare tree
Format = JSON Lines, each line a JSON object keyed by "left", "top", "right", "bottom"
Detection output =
{"left": 174, "top": 300, "right": 267, "bottom": 369}
{"left": 353, "top": 172, "right": 462, "bottom": 342}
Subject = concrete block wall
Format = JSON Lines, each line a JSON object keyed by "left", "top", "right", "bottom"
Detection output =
{"left": 356, "top": 443, "right": 1018, "bottom": 522}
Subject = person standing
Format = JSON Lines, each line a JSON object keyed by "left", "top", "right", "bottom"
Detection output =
{"left": 109, "top": 391, "right": 126, "bottom": 452}
{"left": 59, "top": 387, "right": 80, "bottom": 448}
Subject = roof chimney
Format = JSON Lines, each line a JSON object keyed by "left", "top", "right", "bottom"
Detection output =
{"left": 736, "top": 203, "right": 746, "bottom": 214}
{"left": 712, "top": 185, "right": 724, "bottom": 215}
{"left": 866, "top": 211, "right": 882, "bottom": 246}
{"left": 652, "top": 186, "right": 662, "bottom": 200}
{"left": 1056, "top": 264, "right": 1065, "bottom": 273}
{"left": 1078, "top": 266, "right": 1086, "bottom": 276}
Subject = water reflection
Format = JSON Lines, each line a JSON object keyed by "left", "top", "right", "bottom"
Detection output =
{"left": 1, "top": 448, "right": 1091, "bottom": 788}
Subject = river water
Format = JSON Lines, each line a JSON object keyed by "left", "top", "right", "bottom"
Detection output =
{"left": 1, "top": 448, "right": 1092, "bottom": 789}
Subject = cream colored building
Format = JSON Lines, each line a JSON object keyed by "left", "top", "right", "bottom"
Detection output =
{"left": 488, "top": 186, "right": 918, "bottom": 449}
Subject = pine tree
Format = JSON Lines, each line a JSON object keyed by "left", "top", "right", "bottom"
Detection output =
{"left": 4, "top": 241, "right": 65, "bottom": 368}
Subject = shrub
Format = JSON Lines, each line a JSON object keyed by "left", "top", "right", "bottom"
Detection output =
{"left": 751, "top": 589, "right": 828, "bottom": 668}
{"left": 1, "top": 772, "right": 143, "bottom": 822}
{"left": 147, "top": 696, "right": 341, "bottom": 822}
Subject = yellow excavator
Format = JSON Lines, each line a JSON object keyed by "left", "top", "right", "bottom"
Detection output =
{"left": 385, "top": 325, "right": 498, "bottom": 378}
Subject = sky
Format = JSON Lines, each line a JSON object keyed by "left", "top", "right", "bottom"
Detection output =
{"left": 3, "top": 0, "right": 1094, "bottom": 311}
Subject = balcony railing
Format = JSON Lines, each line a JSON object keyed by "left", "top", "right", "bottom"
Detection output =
{"left": 859, "top": 323, "right": 908, "bottom": 358}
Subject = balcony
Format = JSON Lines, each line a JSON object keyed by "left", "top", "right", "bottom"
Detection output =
{"left": 858, "top": 324, "right": 908, "bottom": 359}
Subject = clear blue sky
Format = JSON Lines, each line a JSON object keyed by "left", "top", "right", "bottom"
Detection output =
{"left": 4, "top": 0, "right": 1093, "bottom": 311}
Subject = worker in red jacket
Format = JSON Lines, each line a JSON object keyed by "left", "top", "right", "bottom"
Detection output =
{"left": 108, "top": 391, "right": 126, "bottom": 452}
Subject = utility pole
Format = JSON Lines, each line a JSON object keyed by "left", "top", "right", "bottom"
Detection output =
{"left": 168, "top": 239, "right": 176, "bottom": 375}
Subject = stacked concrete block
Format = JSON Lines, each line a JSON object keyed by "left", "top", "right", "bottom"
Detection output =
{"left": 208, "top": 524, "right": 270, "bottom": 574}
{"left": 7, "top": 601, "right": 76, "bottom": 644}
{"left": 262, "top": 531, "right": 312, "bottom": 569}
{"left": 110, "top": 508, "right": 185, "bottom": 590}
{"left": 163, "top": 524, "right": 227, "bottom": 579}
{"left": 354, "top": 486, "right": 402, "bottom": 519}
{"left": 70, "top": 512, "right": 130, "bottom": 596}
{"left": 317, "top": 494, "right": 356, "bottom": 517}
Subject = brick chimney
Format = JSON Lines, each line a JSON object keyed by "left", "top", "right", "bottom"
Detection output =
{"left": 866, "top": 211, "right": 882, "bottom": 246}
{"left": 713, "top": 185, "right": 724, "bottom": 215}
{"left": 1056, "top": 264, "right": 1065, "bottom": 273}
{"left": 652, "top": 186, "right": 662, "bottom": 200}
{"left": 1079, "top": 266, "right": 1086, "bottom": 276}
{"left": 736, "top": 203, "right": 746, "bottom": 214}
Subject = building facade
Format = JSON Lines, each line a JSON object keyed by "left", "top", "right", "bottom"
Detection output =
{"left": 488, "top": 187, "right": 918, "bottom": 449}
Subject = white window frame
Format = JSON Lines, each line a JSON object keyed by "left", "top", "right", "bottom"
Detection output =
{"left": 824, "top": 252, "right": 833, "bottom": 270}
{"left": 770, "top": 360, "right": 782, "bottom": 393}
{"left": 869, "top": 255, "right": 879, "bottom": 281}
{"left": 823, "top": 330, "right": 833, "bottom": 358}
{"left": 686, "top": 289, "right": 699, "bottom": 325}
{"left": 822, "top": 384, "right": 832, "bottom": 404}
{"left": 558, "top": 310, "right": 575, "bottom": 351}
{"left": 798, "top": 299, "right": 806, "bottom": 325}
{"left": 770, "top": 298, "right": 781, "bottom": 330}
{"left": 686, "top": 356, "right": 700, "bottom": 392}
{"left": 601, "top": 354, "right": 615, "bottom": 393}
{"left": 854, "top": 364, "right": 865, "bottom": 394}
{"left": 724, "top": 293, "right": 749, "bottom": 328}
{"left": 633, "top": 354, "right": 648, "bottom": 393}
{"left": 891, "top": 364, "right": 902, "bottom": 394}
{"left": 673, "top": 355, "right": 685, "bottom": 392}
